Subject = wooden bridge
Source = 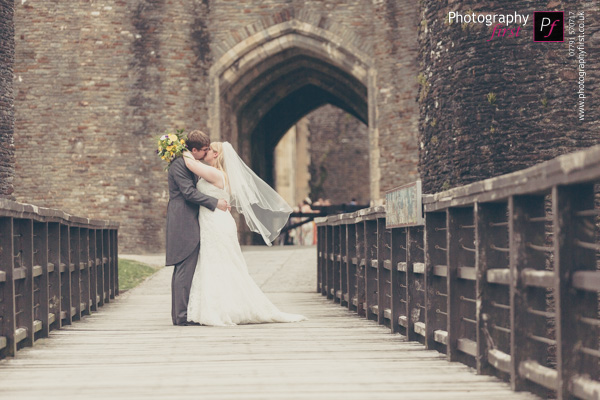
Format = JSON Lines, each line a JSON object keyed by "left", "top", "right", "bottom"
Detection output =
{"left": 0, "top": 247, "right": 537, "bottom": 399}
{"left": 2, "top": 145, "right": 600, "bottom": 399}
{"left": 316, "top": 145, "right": 600, "bottom": 400}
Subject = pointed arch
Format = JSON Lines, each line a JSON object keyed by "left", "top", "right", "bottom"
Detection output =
{"left": 207, "top": 18, "right": 379, "bottom": 199}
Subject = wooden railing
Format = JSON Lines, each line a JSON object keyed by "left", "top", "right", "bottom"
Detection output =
{"left": 316, "top": 145, "right": 600, "bottom": 400}
{"left": 0, "top": 199, "right": 119, "bottom": 359}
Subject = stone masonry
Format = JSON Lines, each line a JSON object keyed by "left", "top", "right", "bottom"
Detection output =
{"left": 306, "top": 105, "right": 370, "bottom": 205}
{"left": 12, "top": 0, "right": 420, "bottom": 252}
{"left": 0, "top": 0, "right": 14, "bottom": 199}
{"left": 7, "top": 0, "right": 599, "bottom": 252}
{"left": 418, "top": 0, "right": 599, "bottom": 193}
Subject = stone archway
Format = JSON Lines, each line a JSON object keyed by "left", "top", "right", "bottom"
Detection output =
{"left": 208, "top": 18, "right": 378, "bottom": 196}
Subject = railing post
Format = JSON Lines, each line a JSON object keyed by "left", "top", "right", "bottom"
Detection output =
{"left": 378, "top": 218, "right": 392, "bottom": 328}
{"left": 322, "top": 222, "right": 328, "bottom": 296}
{"left": 317, "top": 224, "right": 322, "bottom": 293}
{"left": 475, "top": 202, "right": 510, "bottom": 378}
{"left": 553, "top": 184, "right": 598, "bottom": 399}
{"left": 14, "top": 219, "right": 34, "bottom": 348}
{"left": 321, "top": 224, "right": 326, "bottom": 294}
{"left": 346, "top": 216, "right": 357, "bottom": 312}
{"left": 79, "top": 227, "right": 91, "bottom": 317}
{"left": 47, "top": 222, "right": 61, "bottom": 330}
{"left": 325, "top": 223, "right": 333, "bottom": 299}
{"left": 112, "top": 229, "right": 119, "bottom": 297}
{"left": 375, "top": 215, "right": 387, "bottom": 324}
{"left": 390, "top": 227, "right": 407, "bottom": 334}
{"left": 364, "top": 217, "right": 378, "bottom": 322}
{"left": 104, "top": 229, "right": 115, "bottom": 301}
{"left": 407, "top": 226, "right": 425, "bottom": 343}
{"left": 375, "top": 217, "right": 384, "bottom": 323}
{"left": 332, "top": 221, "right": 341, "bottom": 303}
{"left": 0, "top": 217, "right": 16, "bottom": 357}
{"left": 60, "top": 224, "right": 72, "bottom": 325}
{"left": 355, "top": 217, "right": 366, "bottom": 317}
{"left": 91, "top": 229, "right": 99, "bottom": 311}
{"left": 70, "top": 226, "right": 81, "bottom": 320}
{"left": 424, "top": 211, "right": 448, "bottom": 353}
{"left": 33, "top": 221, "right": 50, "bottom": 339}
{"left": 509, "top": 195, "right": 549, "bottom": 395}
{"left": 88, "top": 229, "right": 95, "bottom": 309}
{"left": 102, "top": 229, "right": 110, "bottom": 303}
{"left": 447, "top": 207, "right": 477, "bottom": 365}
{"left": 340, "top": 218, "right": 348, "bottom": 307}
{"left": 95, "top": 229, "right": 103, "bottom": 308}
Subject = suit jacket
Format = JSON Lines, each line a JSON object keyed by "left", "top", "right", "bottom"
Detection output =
{"left": 165, "top": 157, "right": 218, "bottom": 266}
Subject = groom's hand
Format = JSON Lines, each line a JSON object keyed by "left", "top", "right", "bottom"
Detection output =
{"left": 217, "top": 199, "right": 230, "bottom": 211}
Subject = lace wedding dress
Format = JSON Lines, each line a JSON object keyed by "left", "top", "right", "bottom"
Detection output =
{"left": 187, "top": 174, "right": 306, "bottom": 326}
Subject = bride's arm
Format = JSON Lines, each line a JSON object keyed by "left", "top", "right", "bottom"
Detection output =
{"left": 183, "top": 152, "right": 223, "bottom": 188}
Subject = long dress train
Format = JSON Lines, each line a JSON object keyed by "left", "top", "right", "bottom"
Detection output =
{"left": 187, "top": 174, "right": 306, "bottom": 326}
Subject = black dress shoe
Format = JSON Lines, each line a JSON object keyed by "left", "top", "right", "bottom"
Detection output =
{"left": 177, "top": 321, "right": 200, "bottom": 326}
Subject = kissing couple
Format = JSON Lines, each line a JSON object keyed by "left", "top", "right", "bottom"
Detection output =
{"left": 165, "top": 130, "right": 306, "bottom": 326}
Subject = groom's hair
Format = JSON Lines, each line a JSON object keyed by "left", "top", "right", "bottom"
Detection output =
{"left": 186, "top": 130, "right": 210, "bottom": 151}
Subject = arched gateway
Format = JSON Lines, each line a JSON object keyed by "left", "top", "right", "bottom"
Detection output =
{"left": 208, "top": 19, "right": 377, "bottom": 193}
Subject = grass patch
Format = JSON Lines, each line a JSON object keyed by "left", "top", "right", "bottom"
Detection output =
{"left": 118, "top": 259, "right": 161, "bottom": 292}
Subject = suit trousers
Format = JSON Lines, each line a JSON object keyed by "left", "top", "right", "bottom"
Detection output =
{"left": 171, "top": 242, "right": 200, "bottom": 325}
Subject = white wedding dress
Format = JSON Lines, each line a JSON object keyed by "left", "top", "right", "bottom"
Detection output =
{"left": 187, "top": 174, "right": 306, "bottom": 326}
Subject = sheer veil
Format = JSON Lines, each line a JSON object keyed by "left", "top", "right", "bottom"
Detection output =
{"left": 221, "top": 142, "right": 292, "bottom": 245}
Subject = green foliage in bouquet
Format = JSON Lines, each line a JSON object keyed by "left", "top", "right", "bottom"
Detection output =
{"left": 157, "top": 129, "right": 188, "bottom": 169}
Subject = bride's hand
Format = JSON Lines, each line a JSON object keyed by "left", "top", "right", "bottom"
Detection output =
{"left": 183, "top": 150, "right": 196, "bottom": 171}
{"left": 217, "top": 199, "right": 229, "bottom": 212}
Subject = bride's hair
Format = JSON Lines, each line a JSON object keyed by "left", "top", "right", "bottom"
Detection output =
{"left": 210, "top": 142, "right": 228, "bottom": 187}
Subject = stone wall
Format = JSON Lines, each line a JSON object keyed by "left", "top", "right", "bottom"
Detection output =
{"left": 13, "top": 0, "right": 214, "bottom": 252}
{"left": 418, "top": 0, "right": 600, "bottom": 193}
{"left": 372, "top": 0, "right": 421, "bottom": 196}
{"left": 0, "top": 0, "right": 15, "bottom": 199}
{"left": 307, "top": 105, "right": 370, "bottom": 205}
{"left": 12, "top": 0, "right": 421, "bottom": 252}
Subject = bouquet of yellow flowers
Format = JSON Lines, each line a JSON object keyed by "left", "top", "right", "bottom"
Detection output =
{"left": 156, "top": 129, "right": 187, "bottom": 169}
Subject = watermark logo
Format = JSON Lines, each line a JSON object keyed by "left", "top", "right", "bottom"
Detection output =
{"left": 487, "top": 25, "right": 521, "bottom": 41}
{"left": 533, "top": 11, "right": 564, "bottom": 42}
{"left": 448, "top": 12, "right": 529, "bottom": 42}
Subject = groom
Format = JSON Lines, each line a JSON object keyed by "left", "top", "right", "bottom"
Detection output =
{"left": 165, "top": 130, "right": 228, "bottom": 326}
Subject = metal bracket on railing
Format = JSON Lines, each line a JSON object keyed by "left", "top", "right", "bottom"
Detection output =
{"left": 490, "top": 244, "right": 509, "bottom": 252}
{"left": 481, "top": 313, "right": 496, "bottom": 351}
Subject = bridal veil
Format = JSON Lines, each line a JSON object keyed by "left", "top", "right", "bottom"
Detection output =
{"left": 221, "top": 142, "right": 292, "bottom": 245}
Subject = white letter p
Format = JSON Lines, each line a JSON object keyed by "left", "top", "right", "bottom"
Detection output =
{"left": 540, "top": 17, "right": 551, "bottom": 30}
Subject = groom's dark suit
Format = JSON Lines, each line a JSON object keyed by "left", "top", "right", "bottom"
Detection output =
{"left": 166, "top": 157, "right": 218, "bottom": 325}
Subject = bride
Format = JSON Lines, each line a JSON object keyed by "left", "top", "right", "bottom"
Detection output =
{"left": 183, "top": 142, "right": 306, "bottom": 326}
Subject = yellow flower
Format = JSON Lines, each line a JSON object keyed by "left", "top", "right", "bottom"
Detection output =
{"left": 168, "top": 134, "right": 177, "bottom": 142}
{"left": 180, "top": 139, "right": 185, "bottom": 145}
{"left": 167, "top": 145, "right": 174, "bottom": 151}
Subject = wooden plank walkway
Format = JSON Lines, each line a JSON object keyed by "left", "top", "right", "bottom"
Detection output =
{"left": 0, "top": 247, "right": 538, "bottom": 400}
